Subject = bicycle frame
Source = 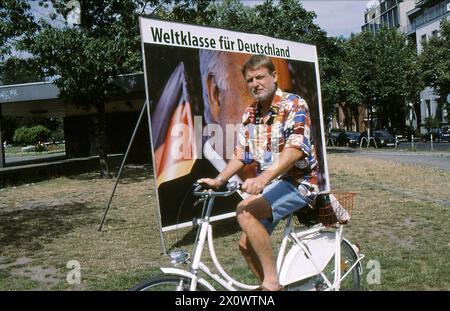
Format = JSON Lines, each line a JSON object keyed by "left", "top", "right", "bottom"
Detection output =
{"left": 159, "top": 184, "right": 364, "bottom": 291}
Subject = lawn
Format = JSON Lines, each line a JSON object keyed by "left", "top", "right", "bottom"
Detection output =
{"left": 0, "top": 154, "right": 449, "bottom": 290}
{"left": 5, "top": 144, "right": 66, "bottom": 158}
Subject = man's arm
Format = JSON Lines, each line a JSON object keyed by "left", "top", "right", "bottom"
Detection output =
{"left": 241, "top": 147, "right": 303, "bottom": 195}
{"left": 197, "top": 158, "right": 245, "bottom": 189}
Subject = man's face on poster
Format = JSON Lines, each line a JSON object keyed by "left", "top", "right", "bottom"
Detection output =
{"left": 208, "top": 53, "right": 254, "bottom": 128}
{"left": 204, "top": 53, "right": 254, "bottom": 160}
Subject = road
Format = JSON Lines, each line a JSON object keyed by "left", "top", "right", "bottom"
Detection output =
{"left": 328, "top": 142, "right": 450, "bottom": 171}
{"left": 395, "top": 140, "right": 450, "bottom": 152}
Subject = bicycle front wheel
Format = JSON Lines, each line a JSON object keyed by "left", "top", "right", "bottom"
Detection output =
{"left": 129, "top": 275, "right": 210, "bottom": 291}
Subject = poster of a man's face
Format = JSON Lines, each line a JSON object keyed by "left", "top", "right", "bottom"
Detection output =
{"left": 140, "top": 18, "right": 329, "bottom": 232}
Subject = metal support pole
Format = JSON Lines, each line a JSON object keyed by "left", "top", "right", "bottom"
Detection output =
{"left": 98, "top": 101, "right": 147, "bottom": 231}
{"left": 430, "top": 134, "right": 434, "bottom": 152}
{"left": 145, "top": 99, "right": 168, "bottom": 255}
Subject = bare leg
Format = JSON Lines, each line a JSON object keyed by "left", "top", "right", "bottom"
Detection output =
{"left": 239, "top": 232, "right": 264, "bottom": 282}
{"left": 236, "top": 195, "right": 280, "bottom": 290}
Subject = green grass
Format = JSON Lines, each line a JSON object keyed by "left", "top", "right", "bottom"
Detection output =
{"left": 5, "top": 144, "right": 65, "bottom": 158}
{"left": 0, "top": 157, "right": 449, "bottom": 291}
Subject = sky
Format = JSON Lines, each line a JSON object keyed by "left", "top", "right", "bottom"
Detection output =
{"left": 299, "top": 0, "right": 369, "bottom": 38}
{"left": 244, "top": 0, "right": 370, "bottom": 38}
{"left": 28, "top": 0, "right": 370, "bottom": 38}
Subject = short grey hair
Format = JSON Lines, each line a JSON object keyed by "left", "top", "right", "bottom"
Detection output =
{"left": 199, "top": 50, "right": 230, "bottom": 124}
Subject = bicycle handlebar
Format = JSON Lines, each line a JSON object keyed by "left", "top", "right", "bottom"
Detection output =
{"left": 193, "top": 181, "right": 241, "bottom": 197}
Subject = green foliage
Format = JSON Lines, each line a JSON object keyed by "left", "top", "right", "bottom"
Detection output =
{"left": 51, "top": 129, "right": 65, "bottom": 143}
{"left": 13, "top": 125, "right": 52, "bottom": 146}
{"left": 2, "top": 116, "right": 62, "bottom": 143}
{"left": 0, "top": 0, "right": 38, "bottom": 60}
{"left": 418, "top": 19, "right": 450, "bottom": 122}
{"left": 423, "top": 117, "right": 440, "bottom": 131}
{"left": 346, "top": 28, "right": 418, "bottom": 130}
{"left": 320, "top": 37, "right": 362, "bottom": 124}
{"left": 0, "top": 57, "right": 44, "bottom": 85}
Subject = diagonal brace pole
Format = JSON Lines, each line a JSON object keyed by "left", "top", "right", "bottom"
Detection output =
{"left": 98, "top": 100, "right": 147, "bottom": 231}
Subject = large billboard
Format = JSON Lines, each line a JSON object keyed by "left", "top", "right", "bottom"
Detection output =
{"left": 139, "top": 17, "right": 329, "bottom": 232}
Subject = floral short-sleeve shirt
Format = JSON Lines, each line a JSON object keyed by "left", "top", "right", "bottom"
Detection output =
{"left": 235, "top": 88, "right": 319, "bottom": 186}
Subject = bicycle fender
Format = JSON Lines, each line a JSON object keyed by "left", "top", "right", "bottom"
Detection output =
{"left": 279, "top": 231, "right": 336, "bottom": 285}
{"left": 160, "top": 267, "right": 216, "bottom": 291}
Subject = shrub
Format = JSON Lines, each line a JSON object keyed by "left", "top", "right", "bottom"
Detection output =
{"left": 13, "top": 125, "right": 52, "bottom": 146}
{"left": 51, "top": 129, "right": 65, "bottom": 143}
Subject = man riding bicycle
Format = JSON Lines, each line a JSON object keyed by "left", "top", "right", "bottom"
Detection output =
{"left": 198, "top": 54, "right": 319, "bottom": 291}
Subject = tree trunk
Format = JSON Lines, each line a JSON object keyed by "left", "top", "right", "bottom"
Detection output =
{"left": 95, "top": 102, "right": 111, "bottom": 179}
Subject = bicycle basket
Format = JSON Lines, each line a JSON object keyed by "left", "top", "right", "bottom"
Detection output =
{"left": 316, "top": 192, "right": 356, "bottom": 226}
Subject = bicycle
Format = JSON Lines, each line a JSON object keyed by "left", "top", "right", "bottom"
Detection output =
{"left": 130, "top": 181, "right": 364, "bottom": 291}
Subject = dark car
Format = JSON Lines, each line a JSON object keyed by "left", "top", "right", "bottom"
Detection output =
{"left": 387, "top": 128, "right": 404, "bottom": 141}
{"left": 327, "top": 129, "right": 345, "bottom": 146}
{"left": 361, "top": 130, "right": 396, "bottom": 148}
{"left": 336, "top": 131, "right": 362, "bottom": 147}
{"left": 422, "top": 127, "right": 450, "bottom": 142}
{"left": 387, "top": 127, "right": 419, "bottom": 142}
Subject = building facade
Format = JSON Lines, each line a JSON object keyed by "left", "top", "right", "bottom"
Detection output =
{"left": 406, "top": 0, "right": 450, "bottom": 132}
{"left": 362, "top": 0, "right": 416, "bottom": 32}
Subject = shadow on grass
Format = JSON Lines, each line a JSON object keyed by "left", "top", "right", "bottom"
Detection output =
{"left": 66, "top": 164, "right": 153, "bottom": 185}
{"left": 0, "top": 202, "right": 97, "bottom": 252}
{"left": 170, "top": 217, "right": 240, "bottom": 250}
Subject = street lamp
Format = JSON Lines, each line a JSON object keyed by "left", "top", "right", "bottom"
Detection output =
{"left": 408, "top": 102, "right": 417, "bottom": 148}
{"left": 408, "top": 102, "right": 417, "bottom": 131}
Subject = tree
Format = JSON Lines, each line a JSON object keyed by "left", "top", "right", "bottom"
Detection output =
{"left": 3, "top": 0, "right": 161, "bottom": 178}
{"left": 0, "top": 0, "right": 38, "bottom": 61}
{"left": 0, "top": 1, "right": 42, "bottom": 84}
{"left": 319, "top": 37, "right": 362, "bottom": 130}
{"left": 418, "top": 19, "right": 450, "bottom": 123}
{"left": 0, "top": 57, "right": 44, "bottom": 85}
{"left": 346, "top": 28, "right": 417, "bottom": 131}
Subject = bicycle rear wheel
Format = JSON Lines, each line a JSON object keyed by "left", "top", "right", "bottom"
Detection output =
{"left": 129, "top": 275, "right": 210, "bottom": 291}
{"left": 318, "top": 239, "right": 361, "bottom": 291}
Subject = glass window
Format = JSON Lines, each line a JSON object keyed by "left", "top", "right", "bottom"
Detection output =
{"left": 389, "top": 10, "right": 394, "bottom": 28}
{"left": 393, "top": 7, "right": 399, "bottom": 27}
{"left": 421, "top": 34, "right": 427, "bottom": 44}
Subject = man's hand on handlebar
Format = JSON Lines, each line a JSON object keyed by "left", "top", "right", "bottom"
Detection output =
{"left": 197, "top": 175, "right": 269, "bottom": 195}
{"left": 241, "top": 176, "right": 268, "bottom": 195}
{"left": 196, "top": 177, "right": 223, "bottom": 190}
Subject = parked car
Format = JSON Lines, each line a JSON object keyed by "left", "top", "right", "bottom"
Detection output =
{"left": 387, "top": 127, "right": 419, "bottom": 142}
{"left": 360, "top": 130, "right": 396, "bottom": 148}
{"left": 327, "top": 129, "right": 345, "bottom": 146}
{"left": 336, "top": 131, "right": 362, "bottom": 147}
{"left": 386, "top": 128, "right": 404, "bottom": 141}
{"left": 403, "top": 127, "right": 417, "bottom": 142}
{"left": 422, "top": 127, "right": 450, "bottom": 142}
